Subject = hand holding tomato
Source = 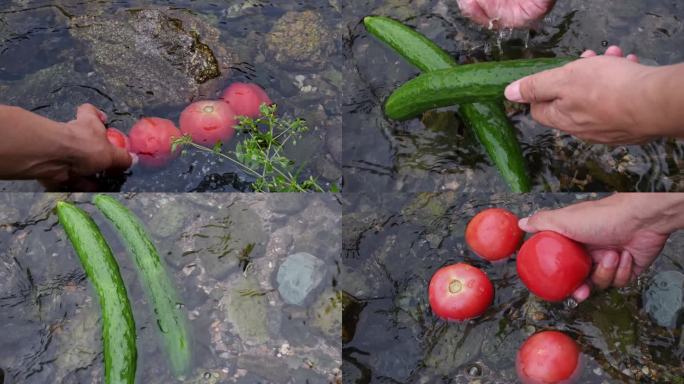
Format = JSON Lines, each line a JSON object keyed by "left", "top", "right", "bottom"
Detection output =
{"left": 518, "top": 194, "right": 684, "bottom": 302}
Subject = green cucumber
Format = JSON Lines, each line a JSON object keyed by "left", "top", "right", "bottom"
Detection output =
{"left": 56, "top": 201, "right": 136, "bottom": 384}
{"left": 364, "top": 15, "right": 532, "bottom": 192}
{"left": 460, "top": 103, "right": 530, "bottom": 192}
{"left": 93, "top": 195, "right": 191, "bottom": 376}
{"left": 385, "top": 58, "right": 574, "bottom": 121}
{"left": 363, "top": 16, "right": 457, "bottom": 72}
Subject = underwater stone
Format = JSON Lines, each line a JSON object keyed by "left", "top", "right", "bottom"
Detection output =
{"left": 220, "top": 275, "right": 269, "bottom": 344}
{"left": 265, "top": 11, "right": 334, "bottom": 70}
{"left": 643, "top": 270, "right": 684, "bottom": 328}
{"left": 276, "top": 252, "right": 326, "bottom": 306}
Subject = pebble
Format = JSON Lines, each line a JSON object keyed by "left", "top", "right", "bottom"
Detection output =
{"left": 276, "top": 252, "right": 326, "bottom": 306}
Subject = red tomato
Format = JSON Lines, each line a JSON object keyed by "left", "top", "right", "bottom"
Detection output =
{"left": 465, "top": 208, "right": 523, "bottom": 261}
{"left": 179, "top": 100, "right": 236, "bottom": 146}
{"left": 129, "top": 117, "right": 181, "bottom": 168}
{"left": 428, "top": 263, "right": 494, "bottom": 321}
{"left": 517, "top": 331, "right": 582, "bottom": 384}
{"left": 221, "top": 82, "right": 272, "bottom": 118}
{"left": 106, "top": 128, "right": 130, "bottom": 151}
{"left": 517, "top": 231, "right": 591, "bottom": 302}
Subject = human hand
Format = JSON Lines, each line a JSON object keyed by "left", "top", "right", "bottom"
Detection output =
{"left": 456, "top": 0, "right": 556, "bottom": 29}
{"left": 503, "top": 47, "right": 666, "bottom": 145}
{"left": 52, "top": 104, "right": 133, "bottom": 183}
{"left": 518, "top": 193, "right": 676, "bottom": 302}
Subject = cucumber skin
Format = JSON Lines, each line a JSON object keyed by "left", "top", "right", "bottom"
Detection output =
{"left": 385, "top": 58, "right": 574, "bottom": 121}
{"left": 56, "top": 201, "right": 136, "bottom": 384}
{"left": 363, "top": 16, "right": 457, "bottom": 72}
{"left": 460, "top": 103, "right": 531, "bottom": 192}
{"left": 93, "top": 194, "right": 191, "bottom": 376}
{"left": 364, "top": 15, "right": 533, "bottom": 192}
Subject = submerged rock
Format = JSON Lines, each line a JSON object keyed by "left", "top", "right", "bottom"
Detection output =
{"left": 265, "top": 10, "right": 334, "bottom": 70}
{"left": 69, "top": 8, "right": 235, "bottom": 108}
{"left": 219, "top": 275, "right": 269, "bottom": 344}
{"left": 276, "top": 252, "right": 326, "bottom": 306}
{"left": 643, "top": 270, "right": 684, "bottom": 328}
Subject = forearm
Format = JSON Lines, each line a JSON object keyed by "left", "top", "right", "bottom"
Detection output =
{"left": 623, "top": 192, "right": 684, "bottom": 234}
{"left": 0, "top": 105, "right": 75, "bottom": 179}
{"left": 639, "top": 63, "right": 684, "bottom": 138}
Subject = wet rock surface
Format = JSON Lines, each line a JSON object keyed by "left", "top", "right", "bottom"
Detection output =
{"left": 643, "top": 270, "right": 684, "bottom": 328}
{"left": 69, "top": 8, "right": 234, "bottom": 109}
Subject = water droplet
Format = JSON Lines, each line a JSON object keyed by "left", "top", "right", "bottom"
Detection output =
{"left": 176, "top": 302, "right": 185, "bottom": 309}
{"left": 601, "top": 40, "right": 609, "bottom": 47}
{"left": 203, "top": 371, "right": 212, "bottom": 379}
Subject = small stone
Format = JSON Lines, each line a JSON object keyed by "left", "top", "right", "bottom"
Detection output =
{"left": 276, "top": 252, "right": 326, "bottom": 306}
{"left": 643, "top": 270, "right": 684, "bottom": 328}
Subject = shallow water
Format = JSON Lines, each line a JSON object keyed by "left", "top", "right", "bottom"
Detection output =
{"left": 342, "top": 0, "right": 684, "bottom": 193}
{"left": 0, "top": 193, "right": 341, "bottom": 383}
{"left": 0, "top": 0, "right": 342, "bottom": 192}
{"left": 342, "top": 193, "right": 684, "bottom": 383}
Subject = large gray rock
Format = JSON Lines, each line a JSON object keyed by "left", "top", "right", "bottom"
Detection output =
{"left": 69, "top": 8, "right": 235, "bottom": 109}
{"left": 276, "top": 252, "right": 326, "bottom": 306}
{"left": 643, "top": 270, "right": 684, "bottom": 328}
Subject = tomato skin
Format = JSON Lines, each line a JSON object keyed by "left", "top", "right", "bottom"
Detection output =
{"left": 517, "top": 231, "right": 591, "bottom": 302}
{"left": 465, "top": 208, "right": 523, "bottom": 261}
{"left": 517, "top": 331, "right": 582, "bottom": 384}
{"left": 428, "top": 263, "right": 494, "bottom": 321}
{"left": 221, "top": 82, "right": 272, "bottom": 118}
{"left": 129, "top": 117, "right": 181, "bottom": 168}
{"left": 179, "top": 100, "right": 236, "bottom": 146}
{"left": 106, "top": 128, "right": 130, "bottom": 151}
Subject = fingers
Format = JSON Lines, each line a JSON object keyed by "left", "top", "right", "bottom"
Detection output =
{"left": 109, "top": 147, "right": 134, "bottom": 171}
{"left": 590, "top": 249, "right": 620, "bottom": 290}
{"left": 612, "top": 250, "right": 634, "bottom": 288}
{"left": 582, "top": 45, "right": 639, "bottom": 62}
{"left": 518, "top": 209, "right": 567, "bottom": 234}
{"left": 505, "top": 67, "right": 566, "bottom": 104}
{"left": 581, "top": 50, "right": 597, "bottom": 58}
{"left": 76, "top": 104, "right": 107, "bottom": 129}
{"left": 572, "top": 283, "right": 591, "bottom": 303}
{"left": 604, "top": 45, "right": 623, "bottom": 57}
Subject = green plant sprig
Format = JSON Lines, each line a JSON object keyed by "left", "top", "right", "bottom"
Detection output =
{"left": 172, "top": 104, "right": 331, "bottom": 192}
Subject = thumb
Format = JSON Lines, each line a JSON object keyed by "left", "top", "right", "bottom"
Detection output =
{"left": 518, "top": 209, "right": 568, "bottom": 235}
{"left": 505, "top": 67, "right": 566, "bottom": 104}
{"left": 109, "top": 147, "right": 134, "bottom": 171}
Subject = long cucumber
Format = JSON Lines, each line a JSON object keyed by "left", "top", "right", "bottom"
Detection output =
{"left": 364, "top": 15, "right": 532, "bottom": 192}
{"left": 56, "top": 201, "right": 136, "bottom": 384}
{"left": 93, "top": 195, "right": 191, "bottom": 376}
{"left": 385, "top": 58, "right": 574, "bottom": 121}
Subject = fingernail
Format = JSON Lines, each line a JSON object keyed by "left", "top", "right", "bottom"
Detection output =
{"left": 601, "top": 253, "right": 619, "bottom": 268}
{"left": 518, "top": 217, "right": 531, "bottom": 231}
{"left": 504, "top": 81, "right": 524, "bottom": 103}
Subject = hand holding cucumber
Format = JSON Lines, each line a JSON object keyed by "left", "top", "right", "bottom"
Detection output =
{"left": 505, "top": 46, "right": 684, "bottom": 145}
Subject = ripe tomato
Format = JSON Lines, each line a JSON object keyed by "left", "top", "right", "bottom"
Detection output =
{"left": 221, "top": 82, "right": 272, "bottom": 118}
{"left": 106, "top": 128, "right": 130, "bottom": 151}
{"left": 179, "top": 100, "right": 236, "bottom": 146}
{"left": 129, "top": 117, "right": 181, "bottom": 168}
{"left": 517, "top": 331, "right": 582, "bottom": 384}
{"left": 465, "top": 208, "right": 523, "bottom": 261}
{"left": 428, "top": 263, "right": 494, "bottom": 321}
{"left": 517, "top": 231, "right": 591, "bottom": 302}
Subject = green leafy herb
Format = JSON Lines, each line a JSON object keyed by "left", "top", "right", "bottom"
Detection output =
{"left": 173, "top": 104, "right": 334, "bottom": 192}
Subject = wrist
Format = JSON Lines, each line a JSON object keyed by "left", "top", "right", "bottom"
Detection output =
{"left": 625, "top": 193, "right": 684, "bottom": 234}
{"left": 636, "top": 64, "right": 684, "bottom": 138}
